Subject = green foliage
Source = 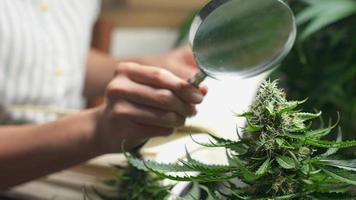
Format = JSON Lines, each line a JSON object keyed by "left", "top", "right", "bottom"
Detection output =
{"left": 127, "top": 80, "right": 356, "bottom": 199}
{"left": 88, "top": 152, "right": 172, "bottom": 200}
{"left": 272, "top": 0, "right": 356, "bottom": 140}
{"left": 296, "top": 0, "right": 356, "bottom": 40}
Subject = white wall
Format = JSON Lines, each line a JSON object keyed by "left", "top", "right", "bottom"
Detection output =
{"left": 111, "top": 28, "right": 179, "bottom": 57}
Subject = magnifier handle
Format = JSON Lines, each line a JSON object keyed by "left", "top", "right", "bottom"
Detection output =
{"left": 188, "top": 71, "right": 208, "bottom": 87}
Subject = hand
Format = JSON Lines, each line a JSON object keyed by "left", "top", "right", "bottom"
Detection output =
{"left": 94, "top": 62, "right": 206, "bottom": 153}
{"left": 154, "top": 44, "right": 198, "bottom": 79}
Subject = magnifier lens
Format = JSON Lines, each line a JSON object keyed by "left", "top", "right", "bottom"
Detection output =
{"left": 191, "top": 0, "right": 296, "bottom": 81}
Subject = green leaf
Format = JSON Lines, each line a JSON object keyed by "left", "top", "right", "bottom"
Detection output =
{"left": 305, "top": 113, "right": 339, "bottom": 138}
{"left": 276, "top": 156, "right": 296, "bottom": 169}
{"left": 244, "top": 118, "right": 264, "bottom": 133}
{"left": 226, "top": 153, "right": 260, "bottom": 182}
{"left": 316, "top": 182, "right": 351, "bottom": 193}
{"left": 321, "top": 127, "right": 343, "bottom": 156}
{"left": 277, "top": 99, "right": 307, "bottom": 114}
{"left": 285, "top": 132, "right": 356, "bottom": 149}
{"left": 255, "top": 158, "right": 272, "bottom": 175}
{"left": 304, "top": 127, "right": 333, "bottom": 138}
{"left": 125, "top": 153, "right": 149, "bottom": 171}
{"left": 320, "top": 166, "right": 356, "bottom": 185}
{"left": 285, "top": 121, "right": 312, "bottom": 132}
{"left": 125, "top": 152, "right": 193, "bottom": 173}
{"left": 303, "top": 138, "right": 356, "bottom": 149}
{"left": 178, "top": 148, "right": 237, "bottom": 174}
{"left": 145, "top": 165, "right": 239, "bottom": 183}
{"left": 318, "top": 159, "right": 356, "bottom": 172}
{"left": 190, "top": 134, "right": 245, "bottom": 149}
{"left": 296, "top": 111, "right": 322, "bottom": 121}
{"left": 238, "top": 112, "right": 253, "bottom": 118}
{"left": 276, "top": 138, "right": 295, "bottom": 149}
{"left": 298, "top": 0, "right": 356, "bottom": 39}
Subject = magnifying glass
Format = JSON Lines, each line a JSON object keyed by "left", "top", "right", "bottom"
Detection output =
{"left": 131, "top": 0, "right": 296, "bottom": 151}
{"left": 188, "top": 0, "right": 296, "bottom": 86}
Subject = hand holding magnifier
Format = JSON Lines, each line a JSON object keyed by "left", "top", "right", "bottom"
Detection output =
{"left": 188, "top": 0, "right": 296, "bottom": 86}
{"left": 131, "top": 0, "right": 296, "bottom": 151}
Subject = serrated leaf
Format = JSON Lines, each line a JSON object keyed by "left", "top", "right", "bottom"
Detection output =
{"left": 144, "top": 160, "right": 195, "bottom": 173}
{"left": 321, "top": 127, "right": 343, "bottom": 156}
{"left": 145, "top": 165, "right": 239, "bottom": 183}
{"left": 320, "top": 166, "right": 356, "bottom": 185}
{"left": 276, "top": 156, "right": 296, "bottom": 169}
{"left": 179, "top": 149, "right": 236, "bottom": 174}
{"left": 303, "top": 138, "right": 356, "bottom": 149}
{"left": 296, "top": 111, "right": 322, "bottom": 121}
{"left": 125, "top": 153, "right": 149, "bottom": 171}
{"left": 305, "top": 127, "right": 333, "bottom": 138}
{"left": 190, "top": 134, "right": 246, "bottom": 150}
{"left": 255, "top": 158, "right": 272, "bottom": 175}
{"left": 226, "top": 152, "right": 260, "bottom": 182}
{"left": 244, "top": 118, "right": 264, "bottom": 133}
{"left": 298, "top": 0, "right": 356, "bottom": 40}
{"left": 305, "top": 114, "right": 339, "bottom": 138}
{"left": 276, "top": 138, "right": 295, "bottom": 149}
{"left": 285, "top": 121, "right": 312, "bottom": 133}
{"left": 238, "top": 112, "right": 253, "bottom": 117}
{"left": 285, "top": 132, "right": 356, "bottom": 149}
{"left": 318, "top": 159, "right": 356, "bottom": 172}
{"left": 125, "top": 152, "right": 193, "bottom": 173}
{"left": 277, "top": 99, "right": 307, "bottom": 114}
{"left": 316, "top": 182, "right": 351, "bottom": 193}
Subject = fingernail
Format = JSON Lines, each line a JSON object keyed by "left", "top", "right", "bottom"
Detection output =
{"left": 200, "top": 85, "right": 208, "bottom": 96}
{"left": 192, "top": 92, "right": 203, "bottom": 103}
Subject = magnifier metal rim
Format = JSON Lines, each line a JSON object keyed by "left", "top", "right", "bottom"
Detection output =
{"left": 189, "top": 0, "right": 297, "bottom": 80}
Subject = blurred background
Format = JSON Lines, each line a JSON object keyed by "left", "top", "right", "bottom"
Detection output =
{"left": 94, "top": 0, "right": 355, "bottom": 140}
{"left": 93, "top": 0, "right": 205, "bottom": 57}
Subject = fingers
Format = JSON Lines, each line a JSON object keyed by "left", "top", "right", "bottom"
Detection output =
{"left": 116, "top": 62, "right": 204, "bottom": 104}
{"left": 107, "top": 77, "right": 196, "bottom": 117}
{"left": 111, "top": 100, "right": 186, "bottom": 128}
{"left": 98, "top": 62, "right": 208, "bottom": 153}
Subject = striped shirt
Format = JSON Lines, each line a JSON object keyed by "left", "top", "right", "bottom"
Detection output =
{"left": 0, "top": 0, "right": 101, "bottom": 124}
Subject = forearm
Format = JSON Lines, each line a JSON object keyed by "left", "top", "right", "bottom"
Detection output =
{"left": 84, "top": 49, "right": 117, "bottom": 98}
{"left": 0, "top": 109, "right": 99, "bottom": 190}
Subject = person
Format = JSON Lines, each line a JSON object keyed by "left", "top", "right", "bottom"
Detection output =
{"left": 0, "top": 0, "right": 207, "bottom": 190}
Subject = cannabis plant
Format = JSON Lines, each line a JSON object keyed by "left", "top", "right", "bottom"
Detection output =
{"left": 126, "top": 80, "right": 356, "bottom": 199}
{"left": 86, "top": 150, "right": 172, "bottom": 200}
{"left": 272, "top": 0, "right": 356, "bottom": 138}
